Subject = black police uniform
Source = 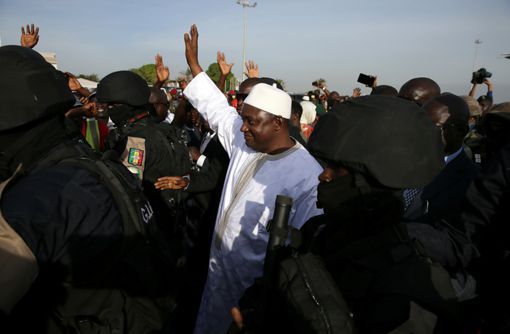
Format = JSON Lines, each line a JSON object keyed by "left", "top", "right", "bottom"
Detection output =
{"left": 2, "top": 138, "right": 176, "bottom": 333}
{"left": 108, "top": 113, "right": 192, "bottom": 242}
{"left": 0, "top": 46, "right": 175, "bottom": 333}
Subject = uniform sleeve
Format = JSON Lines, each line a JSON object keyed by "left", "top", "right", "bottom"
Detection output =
{"left": 289, "top": 181, "right": 323, "bottom": 230}
{"left": 184, "top": 72, "right": 241, "bottom": 157}
{"left": 462, "top": 149, "right": 509, "bottom": 246}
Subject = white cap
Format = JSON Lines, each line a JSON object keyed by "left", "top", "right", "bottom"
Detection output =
{"left": 244, "top": 83, "right": 291, "bottom": 119}
{"left": 302, "top": 95, "right": 310, "bottom": 101}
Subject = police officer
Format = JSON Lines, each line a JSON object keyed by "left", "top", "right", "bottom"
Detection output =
{"left": 97, "top": 71, "right": 191, "bottom": 241}
{"left": 0, "top": 46, "right": 175, "bottom": 333}
{"left": 233, "top": 95, "right": 467, "bottom": 333}
{"left": 303, "top": 95, "right": 465, "bottom": 333}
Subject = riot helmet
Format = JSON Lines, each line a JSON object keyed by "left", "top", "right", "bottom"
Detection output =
{"left": 0, "top": 45, "right": 74, "bottom": 132}
{"left": 96, "top": 71, "right": 150, "bottom": 106}
{"left": 308, "top": 95, "right": 444, "bottom": 189}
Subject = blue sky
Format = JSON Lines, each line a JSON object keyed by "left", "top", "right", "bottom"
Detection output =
{"left": 1, "top": 0, "right": 509, "bottom": 101}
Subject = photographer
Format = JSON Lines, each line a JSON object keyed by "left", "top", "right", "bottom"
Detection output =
{"left": 468, "top": 69, "right": 494, "bottom": 115}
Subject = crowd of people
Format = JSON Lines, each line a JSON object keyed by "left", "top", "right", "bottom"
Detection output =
{"left": 1, "top": 23, "right": 510, "bottom": 334}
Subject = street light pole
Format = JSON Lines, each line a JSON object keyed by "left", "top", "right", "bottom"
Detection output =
{"left": 472, "top": 39, "right": 482, "bottom": 71}
{"left": 236, "top": 0, "right": 257, "bottom": 82}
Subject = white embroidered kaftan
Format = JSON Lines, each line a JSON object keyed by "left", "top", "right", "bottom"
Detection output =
{"left": 184, "top": 72, "right": 323, "bottom": 334}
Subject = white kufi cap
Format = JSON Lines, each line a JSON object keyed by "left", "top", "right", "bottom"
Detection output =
{"left": 244, "top": 83, "right": 291, "bottom": 119}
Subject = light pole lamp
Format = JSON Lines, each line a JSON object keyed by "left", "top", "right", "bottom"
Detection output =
{"left": 237, "top": 0, "right": 257, "bottom": 82}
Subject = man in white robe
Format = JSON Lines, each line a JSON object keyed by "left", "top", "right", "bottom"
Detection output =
{"left": 183, "top": 25, "right": 323, "bottom": 334}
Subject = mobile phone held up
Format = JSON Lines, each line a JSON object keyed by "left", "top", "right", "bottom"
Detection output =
{"left": 357, "top": 73, "right": 375, "bottom": 87}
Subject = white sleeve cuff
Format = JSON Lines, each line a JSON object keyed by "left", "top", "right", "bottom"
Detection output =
{"left": 196, "top": 154, "right": 207, "bottom": 168}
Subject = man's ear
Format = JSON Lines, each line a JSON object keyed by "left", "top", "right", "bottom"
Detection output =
{"left": 273, "top": 116, "right": 284, "bottom": 131}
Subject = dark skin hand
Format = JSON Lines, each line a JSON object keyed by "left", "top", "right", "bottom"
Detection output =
{"left": 154, "top": 176, "right": 189, "bottom": 190}
{"left": 155, "top": 53, "right": 170, "bottom": 89}
{"left": 184, "top": 24, "right": 203, "bottom": 77}
{"left": 244, "top": 60, "right": 259, "bottom": 79}
{"left": 230, "top": 307, "right": 244, "bottom": 331}
{"left": 217, "top": 51, "right": 233, "bottom": 92}
{"left": 20, "top": 24, "right": 39, "bottom": 48}
{"left": 65, "top": 72, "right": 90, "bottom": 98}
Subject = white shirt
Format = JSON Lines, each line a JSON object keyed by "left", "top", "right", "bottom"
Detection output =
{"left": 184, "top": 72, "right": 323, "bottom": 334}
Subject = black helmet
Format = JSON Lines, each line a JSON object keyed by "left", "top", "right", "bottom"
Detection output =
{"left": 0, "top": 45, "right": 75, "bottom": 132}
{"left": 96, "top": 71, "right": 150, "bottom": 106}
{"left": 308, "top": 95, "right": 444, "bottom": 189}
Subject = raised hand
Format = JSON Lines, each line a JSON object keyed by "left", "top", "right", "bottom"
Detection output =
{"left": 483, "top": 78, "right": 493, "bottom": 91}
{"left": 352, "top": 87, "right": 362, "bottom": 98}
{"left": 184, "top": 24, "right": 202, "bottom": 77}
{"left": 65, "top": 72, "right": 91, "bottom": 98}
{"left": 20, "top": 24, "right": 39, "bottom": 49}
{"left": 371, "top": 76, "right": 378, "bottom": 88}
{"left": 244, "top": 60, "right": 259, "bottom": 78}
{"left": 155, "top": 54, "right": 170, "bottom": 87}
{"left": 65, "top": 72, "right": 83, "bottom": 91}
{"left": 217, "top": 51, "right": 234, "bottom": 76}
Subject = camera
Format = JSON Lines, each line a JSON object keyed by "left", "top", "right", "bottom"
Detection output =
{"left": 312, "top": 79, "right": 326, "bottom": 88}
{"left": 471, "top": 68, "right": 492, "bottom": 84}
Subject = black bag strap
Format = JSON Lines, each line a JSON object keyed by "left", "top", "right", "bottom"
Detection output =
{"left": 58, "top": 155, "right": 147, "bottom": 237}
{"left": 30, "top": 140, "right": 149, "bottom": 238}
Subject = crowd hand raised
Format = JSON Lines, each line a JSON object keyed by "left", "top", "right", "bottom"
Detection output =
{"left": 20, "top": 24, "right": 39, "bottom": 49}
{"left": 217, "top": 51, "right": 234, "bottom": 76}
{"left": 65, "top": 72, "right": 91, "bottom": 98}
{"left": 155, "top": 54, "right": 170, "bottom": 87}
{"left": 244, "top": 60, "right": 259, "bottom": 78}
{"left": 483, "top": 78, "right": 493, "bottom": 91}
{"left": 184, "top": 24, "right": 203, "bottom": 77}
{"left": 155, "top": 176, "right": 189, "bottom": 190}
{"left": 352, "top": 87, "right": 362, "bottom": 98}
{"left": 65, "top": 72, "right": 83, "bottom": 91}
{"left": 371, "top": 75, "right": 378, "bottom": 88}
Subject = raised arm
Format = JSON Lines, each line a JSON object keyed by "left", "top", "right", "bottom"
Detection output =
{"left": 484, "top": 78, "right": 493, "bottom": 97}
{"left": 65, "top": 72, "right": 90, "bottom": 98}
{"left": 217, "top": 51, "right": 233, "bottom": 92}
{"left": 468, "top": 82, "right": 477, "bottom": 98}
{"left": 244, "top": 60, "right": 259, "bottom": 79}
{"left": 20, "top": 24, "right": 39, "bottom": 49}
{"left": 184, "top": 25, "right": 203, "bottom": 78}
{"left": 183, "top": 25, "right": 240, "bottom": 157}
{"left": 155, "top": 54, "right": 170, "bottom": 89}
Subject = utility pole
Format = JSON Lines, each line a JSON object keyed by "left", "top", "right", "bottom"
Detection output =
{"left": 236, "top": 0, "right": 257, "bottom": 82}
{"left": 472, "top": 39, "right": 482, "bottom": 71}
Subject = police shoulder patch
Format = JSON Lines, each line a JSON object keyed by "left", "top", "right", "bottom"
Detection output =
{"left": 128, "top": 148, "right": 144, "bottom": 166}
